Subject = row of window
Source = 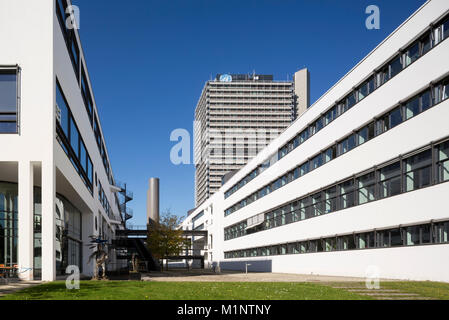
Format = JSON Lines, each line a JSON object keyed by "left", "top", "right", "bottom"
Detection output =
{"left": 0, "top": 69, "right": 18, "bottom": 133}
{"left": 224, "top": 138, "right": 449, "bottom": 241}
{"left": 56, "top": 0, "right": 80, "bottom": 81}
{"left": 56, "top": 80, "right": 94, "bottom": 193}
{"left": 56, "top": 0, "right": 114, "bottom": 187}
{"left": 224, "top": 74, "right": 449, "bottom": 217}
{"left": 224, "top": 220, "right": 449, "bottom": 259}
{"left": 98, "top": 181, "right": 113, "bottom": 219}
{"left": 224, "top": 12, "right": 449, "bottom": 200}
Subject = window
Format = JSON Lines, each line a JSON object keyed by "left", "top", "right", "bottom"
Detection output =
{"left": 357, "top": 122, "right": 374, "bottom": 145}
{"left": 310, "top": 192, "right": 323, "bottom": 217}
{"left": 299, "top": 129, "right": 309, "bottom": 144}
{"left": 299, "top": 162, "right": 309, "bottom": 176}
{"left": 70, "top": 118, "right": 79, "bottom": 158}
{"left": 339, "top": 179, "right": 355, "bottom": 209}
{"left": 324, "top": 146, "right": 336, "bottom": 163}
{"left": 80, "top": 140, "right": 87, "bottom": 172}
{"left": 358, "top": 232, "right": 375, "bottom": 249}
{"left": 434, "top": 221, "right": 449, "bottom": 243}
{"left": 376, "top": 66, "right": 389, "bottom": 87}
{"left": 388, "top": 107, "right": 403, "bottom": 129}
{"left": 441, "top": 77, "right": 449, "bottom": 101}
{"left": 0, "top": 70, "right": 18, "bottom": 133}
{"left": 81, "top": 68, "right": 93, "bottom": 124}
{"left": 405, "top": 225, "right": 420, "bottom": 246}
{"left": 311, "top": 154, "right": 323, "bottom": 171}
{"left": 437, "top": 140, "right": 449, "bottom": 183}
{"left": 345, "top": 92, "right": 357, "bottom": 109}
{"left": 324, "top": 186, "right": 337, "bottom": 214}
{"left": 403, "top": 42, "right": 420, "bottom": 67}
{"left": 403, "top": 149, "right": 432, "bottom": 192}
{"left": 378, "top": 162, "right": 401, "bottom": 199}
{"left": 56, "top": 82, "right": 69, "bottom": 137}
{"left": 443, "top": 17, "right": 449, "bottom": 40}
{"left": 389, "top": 56, "right": 403, "bottom": 78}
{"left": 404, "top": 95, "right": 420, "bottom": 120}
{"left": 339, "top": 235, "right": 356, "bottom": 250}
{"left": 287, "top": 243, "right": 299, "bottom": 254}
{"left": 357, "top": 172, "right": 375, "bottom": 204}
{"left": 87, "top": 156, "right": 93, "bottom": 185}
{"left": 420, "top": 32, "right": 432, "bottom": 55}
{"left": 338, "top": 134, "right": 356, "bottom": 156}
{"left": 421, "top": 89, "right": 432, "bottom": 111}
{"left": 358, "top": 81, "right": 369, "bottom": 101}
{"left": 390, "top": 228, "right": 403, "bottom": 247}
{"left": 324, "top": 106, "right": 337, "bottom": 125}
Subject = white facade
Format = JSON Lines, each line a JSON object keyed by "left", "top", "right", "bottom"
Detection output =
{"left": 0, "top": 0, "right": 124, "bottom": 281}
{"left": 182, "top": 0, "right": 449, "bottom": 282}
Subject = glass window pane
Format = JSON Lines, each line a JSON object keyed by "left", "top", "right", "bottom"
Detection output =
{"left": 390, "top": 229, "right": 403, "bottom": 247}
{"left": 379, "top": 162, "right": 401, "bottom": 198}
{"left": 442, "top": 78, "right": 449, "bottom": 101}
{"left": 0, "top": 73, "right": 17, "bottom": 113}
{"left": 421, "top": 32, "right": 431, "bottom": 55}
{"left": 404, "top": 149, "right": 432, "bottom": 192}
{"left": 389, "top": 56, "right": 403, "bottom": 78}
{"left": 405, "top": 95, "right": 420, "bottom": 120}
{"left": 56, "top": 83, "right": 69, "bottom": 137}
{"left": 346, "top": 92, "right": 356, "bottom": 109}
{"left": 340, "top": 179, "right": 355, "bottom": 209}
{"left": 358, "top": 172, "right": 375, "bottom": 204}
{"left": 0, "top": 122, "right": 17, "bottom": 133}
{"left": 324, "top": 186, "right": 337, "bottom": 214}
{"left": 80, "top": 140, "right": 87, "bottom": 170}
{"left": 70, "top": 118, "right": 79, "bottom": 157}
{"left": 443, "top": 19, "right": 449, "bottom": 40}
{"left": 405, "top": 226, "right": 420, "bottom": 245}
{"left": 404, "top": 42, "right": 420, "bottom": 67}
{"left": 389, "top": 107, "right": 402, "bottom": 128}
{"left": 358, "top": 82, "right": 368, "bottom": 101}
{"left": 311, "top": 154, "right": 323, "bottom": 170}
{"left": 437, "top": 141, "right": 449, "bottom": 183}
{"left": 421, "top": 90, "right": 431, "bottom": 111}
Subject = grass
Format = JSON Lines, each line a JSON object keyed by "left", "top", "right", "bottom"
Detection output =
{"left": 380, "top": 281, "right": 449, "bottom": 300}
{"left": 326, "top": 281, "right": 449, "bottom": 300}
{"left": 0, "top": 281, "right": 371, "bottom": 300}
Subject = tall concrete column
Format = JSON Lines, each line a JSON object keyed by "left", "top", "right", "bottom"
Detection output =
{"left": 41, "top": 161, "right": 56, "bottom": 281}
{"left": 18, "top": 161, "right": 34, "bottom": 281}
{"left": 147, "top": 178, "right": 160, "bottom": 225}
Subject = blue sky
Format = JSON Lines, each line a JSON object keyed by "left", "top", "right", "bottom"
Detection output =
{"left": 73, "top": 0, "right": 426, "bottom": 225}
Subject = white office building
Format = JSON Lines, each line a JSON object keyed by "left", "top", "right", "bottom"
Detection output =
{"left": 0, "top": 0, "right": 126, "bottom": 281}
{"left": 181, "top": 0, "right": 449, "bottom": 282}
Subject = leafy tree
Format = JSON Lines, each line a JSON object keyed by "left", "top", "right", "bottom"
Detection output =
{"left": 147, "top": 210, "right": 190, "bottom": 271}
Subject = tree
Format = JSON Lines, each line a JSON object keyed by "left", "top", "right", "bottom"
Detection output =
{"left": 146, "top": 210, "right": 190, "bottom": 271}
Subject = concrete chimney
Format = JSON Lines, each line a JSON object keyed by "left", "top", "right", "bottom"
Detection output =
{"left": 294, "top": 68, "right": 310, "bottom": 118}
{"left": 147, "top": 178, "right": 160, "bottom": 225}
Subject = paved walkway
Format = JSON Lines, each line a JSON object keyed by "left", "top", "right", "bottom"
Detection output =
{"left": 0, "top": 280, "right": 42, "bottom": 297}
{"left": 142, "top": 270, "right": 385, "bottom": 283}
{"left": 329, "top": 283, "right": 435, "bottom": 300}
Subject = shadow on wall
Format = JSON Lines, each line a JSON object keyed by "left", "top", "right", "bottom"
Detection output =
{"left": 220, "top": 260, "right": 272, "bottom": 273}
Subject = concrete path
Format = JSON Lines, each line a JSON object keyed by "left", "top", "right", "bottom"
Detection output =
{"left": 142, "top": 270, "right": 388, "bottom": 283}
{"left": 0, "top": 280, "right": 42, "bottom": 297}
{"left": 329, "top": 283, "right": 435, "bottom": 300}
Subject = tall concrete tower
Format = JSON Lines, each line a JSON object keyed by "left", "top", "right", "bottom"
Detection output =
{"left": 147, "top": 178, "right": 160, "bottom": 225}
{"left": 193, "top": 73, "right": 309, "bottom": 207}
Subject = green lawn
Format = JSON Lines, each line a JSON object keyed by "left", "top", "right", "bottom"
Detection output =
{"left": 381, "top": 281, "right": 449, "bottom": 300}
{"left": 0, "top": 281, "right": 371, "bottom": 300}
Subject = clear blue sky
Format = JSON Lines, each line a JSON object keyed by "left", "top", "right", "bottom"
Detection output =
{"left": 73, "top": 0, "right": 426, "bottom": 225}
